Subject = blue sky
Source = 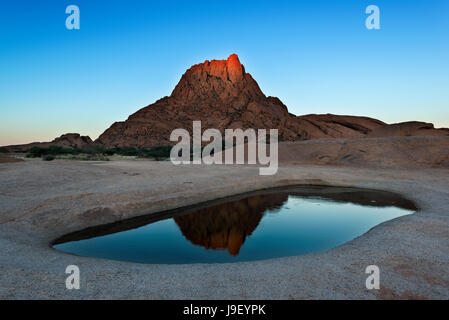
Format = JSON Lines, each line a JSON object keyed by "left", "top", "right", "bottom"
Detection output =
{"left": 1, "top": 0, "right": 448, "bottom": 145}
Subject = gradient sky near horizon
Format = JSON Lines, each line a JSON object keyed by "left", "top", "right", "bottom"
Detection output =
{"left": 1, "top": 0, "right": 448, "bottom": 146}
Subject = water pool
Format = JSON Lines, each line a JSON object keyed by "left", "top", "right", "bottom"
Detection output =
{"left": 53, "top": 186, "right": 416, "bottom": 264}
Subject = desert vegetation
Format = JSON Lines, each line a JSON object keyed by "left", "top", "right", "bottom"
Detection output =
{"left": 25, "top": 145, "right": 173, "bottom": 161}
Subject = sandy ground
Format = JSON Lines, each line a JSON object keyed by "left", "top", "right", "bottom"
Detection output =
{"left": 0, "top": 159, "right": 448, "bottom": 299}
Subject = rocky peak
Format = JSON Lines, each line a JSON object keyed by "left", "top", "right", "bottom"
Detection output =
{"left": 170, "top": 54, "right": 264, "bottom": 103}
{"left": 225, "top": 53, "right": 245, "bottom": 82}
{"left": 95, "top": 54, "right": 412, "bottom": 148}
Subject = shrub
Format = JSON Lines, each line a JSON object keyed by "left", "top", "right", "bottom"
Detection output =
{"left": 118, "top": 147, "right": 139, "bottom": 156}
{"left": 0, "top": 147, "right": 8, "bottom": 153}
{"left": 100, "top": 147, "right": 139, "bottom": 157}
{"left": 26, "top": 146, "right": 80, "bottom": 158}
{"left": 25, "top": 145, "right": 173, "bottom": 161}
{"left": 80, "top": 145, "right": 106, "bottom": 155}
{"left": 43, "top": 155, "right": 55, "bottom": 161}
{"left": 101, "top": 146, "right": 172, "bottom": 159}
{"left": 103, "top": 148, "right": 116, "bottom": 156}
{"left": 67, "top": 154, "right": 109, "bottom": 161}
{"left": 138, "top": 146, "right": 172, "bottom": 160}
{"left": 26, "top": 147, "right": 44, "bottom": 158}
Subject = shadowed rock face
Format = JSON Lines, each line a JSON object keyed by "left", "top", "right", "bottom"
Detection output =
{"left": 174, "top": 193, "right": 288, "bottom": 256}
{"left": 95, "top": 54, "right": 387, "bottom": 147}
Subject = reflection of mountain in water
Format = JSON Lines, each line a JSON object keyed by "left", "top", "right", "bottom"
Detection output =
{"left": 174, "top": 194, "right": 288, "bottom": 256}
{"left": 52, "top": 186, "right": 415, "bottom": 249}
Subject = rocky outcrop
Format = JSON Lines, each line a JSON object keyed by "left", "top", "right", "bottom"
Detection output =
{"left": 278, "top": 136, "right": 449, "bottom": 168}
{"left": 96, "top": 54, "right": 389, "bottom": 147}
{"left": 296, "top": 114, "right": 386, "bottom": 140}
{"left": 6, "top": 133, "right": 92, "bottom": 152}
{"left": 366, "top": 121, "right": 449, "bottom": 138}
{"left": 47, "top": 133, "right": 92, "bottom": 148}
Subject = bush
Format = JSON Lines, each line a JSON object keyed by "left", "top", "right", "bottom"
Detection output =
{"left": 26, "top": 147, "right": 44, "bottom": 158}
{"left": 103, "top": 149, "right": 116, "bottom": 156}
{"left": 26, "top": 146, "right": 80, "bottom": 158}
{"left": 24, "top": 145, "right": 173, "bottom": 161}
{"left": 67, "top": 154, "right": 109, "bottom": 161}
{"left": 101, "top": 146, "right": 172, "bottom": 159}
{"left": 138, "top": 146, "right": 172, "bottom": 160}
{"left": 0, "top": 147, "right": 8, "bottom": 153}
{"left": 81, "top": 145, "right": 112, "bottom": 155}
{"left": 118, "top": 147, "right": 140, "bottom": 156}
{"left": 99, "top": 147, "right": 139, "bottom": 157}
{"left": 43, "top": 155, "right": 55, "bottom": 161}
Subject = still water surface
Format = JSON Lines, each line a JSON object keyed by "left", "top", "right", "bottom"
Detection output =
{"left": 53, "top": 186, "right": 416, "bottom": 264}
